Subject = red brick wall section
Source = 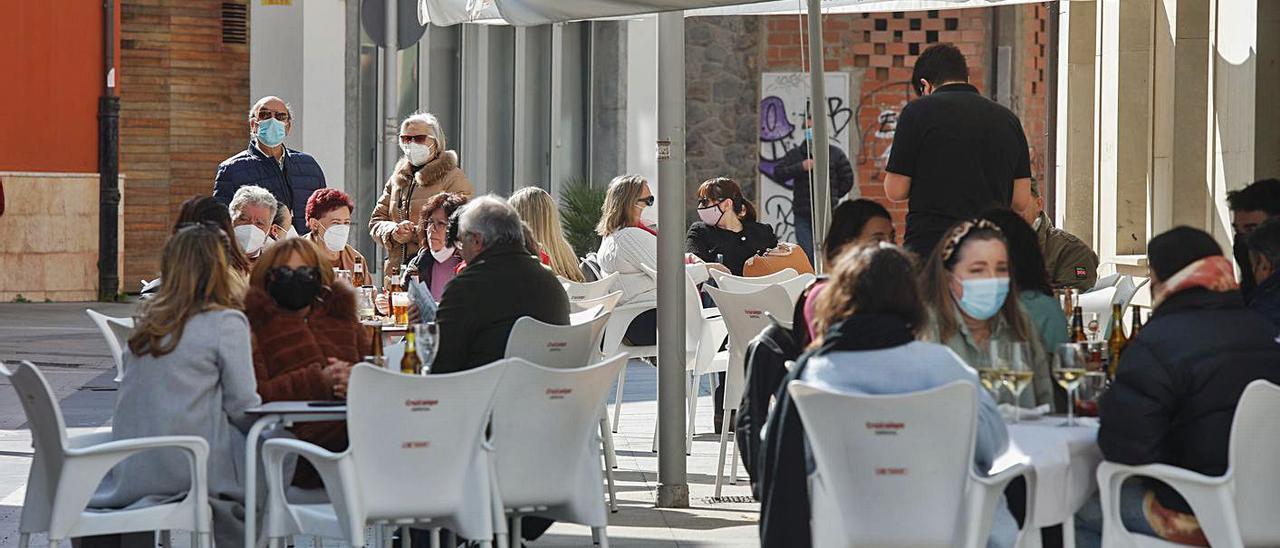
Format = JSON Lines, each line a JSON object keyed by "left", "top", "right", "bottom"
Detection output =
{"left": 762, "top": 7, "right": 1046, "bottom": 239}
{"left": 119, "top": 0, "right": 250, "bottom": 287}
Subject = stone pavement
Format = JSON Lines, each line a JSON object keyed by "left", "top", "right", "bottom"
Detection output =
{"left": 0, "top": 302, "right": 761, "bottom": 547}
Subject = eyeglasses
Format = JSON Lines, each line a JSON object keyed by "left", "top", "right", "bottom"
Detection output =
{"left": 940, "top": 219, "right": 1001, "bottom": 262}
{"left": 399, "top": 134, "right": 432, "bottom": 144}
{"left": 256, "top": 110, "right": 290, "bottom": 122}
{"left": 636, "top": 196, "right": 655, "bottom": 207}
{"left": 424, "top": 219, "right": 449, "bottom": 232}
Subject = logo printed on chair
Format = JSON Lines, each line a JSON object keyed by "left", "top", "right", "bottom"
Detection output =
{"left": 546, "top": 388, "right": 573, "bottom": 400}
{"left": 547, "top": 341, "right": 568, "bottom": 350}
{"left": 865, "top": 421, "right": 905, "bottom": 435}
{"left": 405, "top": 399, "right": 440, "bottom": 412}
{"left": 401, "top": 440, "right": 432, "bottom": 449}
{"left": 875, "top": 467, "right": 908, "bottom": 476}
{"left": 745, "top": 309, "right": 763, "bottom": 319}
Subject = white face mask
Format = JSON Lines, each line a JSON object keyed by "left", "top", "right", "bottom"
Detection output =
{"left": 400, "top": 142, "right": 432, "bottom": 166}
{"left": 322, "top": 223, "right": 350, "bottom": 253}
{"left": 286, "top": 226, "right": 299, "bottom": 239}
{"left": 234, "top": 225, "right": 267, "bottom": 255}
{"left": 431, "top": 246, "right": 456, "bottom": 264}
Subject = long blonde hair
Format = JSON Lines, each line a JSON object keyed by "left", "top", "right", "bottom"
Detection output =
{"left": 510, "top": 187, "right": 585, "bottom": 282}
{"left": 128, "top": 225, "right": 243, "bottom": 357}
{"left": 596, "top": 174, "right": 648, "bottom": 237}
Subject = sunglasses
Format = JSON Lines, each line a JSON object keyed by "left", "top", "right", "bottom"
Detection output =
{"left": 399, "top": 134, "right": 432, "bottom": 144}
{"left": 636, "top": 196, "right": 655, "bottom": 207}
{"left": 256, "top": 110, "right": 290, "bottom": 122}
{"left": 269, "top": 266, "right": 320, "bottom": 284}
{"left": 696, "top": 197, "right": 723, "bottom": 208}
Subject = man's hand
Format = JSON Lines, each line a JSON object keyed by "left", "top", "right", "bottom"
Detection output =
{"left": 323, "top": 358, "right": 353, "bottom": 399}
{"left": 802, "top": 159, "right": 815, "bottom": 171}
{"left": 392, "top": 221, "right": 416, "bottom": 244}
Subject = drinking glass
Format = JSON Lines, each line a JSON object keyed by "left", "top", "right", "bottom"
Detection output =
{"left": 1054, "top": 343, "right": 1089, "bottom": 427}
{"left": 975, "top": 344, "right": 1003, "bottom": 403}
{"left": 355, "top": 286, "right": 376, "bottom": 321}
{"left": 414, "top": 322, "right": 439, "bottom": 373}
{"left": 391, "top": 291, "right": 410, "bottom": 326}
{"left": 1004, "top": 342, "right": 1034, "bottom": 423}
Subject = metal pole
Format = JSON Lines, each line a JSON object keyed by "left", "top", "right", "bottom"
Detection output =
{"left": 654, "top": 10, "right": 688, "bottom": 509}
{"left": 1045, "top": 1, "right": 1059, "bottom": 217}
{"left": 383, "top": 0, "right": 400, "bottom": 192}
{"left": 98, "top": 0, "right": 120, "bottom": 301}
{"left": 806, "top": 0, "right": 829, "bottom": 274}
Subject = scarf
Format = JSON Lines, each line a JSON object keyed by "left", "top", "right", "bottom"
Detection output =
{"left": 1153, "top": 256, "right": 1239, "bottom": 307}
{"left": 633, "top": 221, "right": 658, "bottom": 237}
{"left": 815, "top": 312, "right": 916, "bottom": 354}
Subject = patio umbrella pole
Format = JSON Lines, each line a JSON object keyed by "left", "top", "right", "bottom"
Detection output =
{"left": 807, "top": 0, "right": 830, "bottom": 275}
{"left": 655, "top": 9, "right": 690, "bottom": 509}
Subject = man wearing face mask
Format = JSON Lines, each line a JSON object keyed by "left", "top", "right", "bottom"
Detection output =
{"left": 304, "top": 188, "right": 369, "bottom": 278}
{"left": 1245, "top": 218, "right": 1280, "bottom": 327}
{"left": 885, "top": 44, "right": 1034, "bottom": 258}
{"left": 229, "top": 185, "right": 278, "bottom": 264}
{"left": 1018, "top": 182, "right": 1098, "bottom": 291}
{"left": 770, "top": 117, "right": 856, "bottom": 263}
{"left": 370, "top": 112, "right": 474, "bottom": 283}
{"left": 214, "top": 96, "right": 326, "bottom": 236}
{"left": 1226, "top": 178, "right": 1280, "bottom": 301}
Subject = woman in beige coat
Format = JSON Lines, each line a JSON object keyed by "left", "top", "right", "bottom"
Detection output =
{"left": 369, "top": 112, "right": 473, "bottom": 282}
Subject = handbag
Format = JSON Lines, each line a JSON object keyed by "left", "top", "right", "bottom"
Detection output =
{"left": 742, "top": 243, "right": 815, "bottom": 277}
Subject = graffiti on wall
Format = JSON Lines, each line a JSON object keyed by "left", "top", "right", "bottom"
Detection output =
{"left": 855, "top": 81, "right": 913, "bottom": 181}
{"left": 757, "top": 72, "right": 852, "bottom": 242}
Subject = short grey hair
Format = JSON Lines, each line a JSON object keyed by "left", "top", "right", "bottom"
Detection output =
{"left": 400, "top": 111, "right": 446, "bottom": 150}
{"left": 229, "top": 185, "right": 279, "bottom": 222}
{"left": 458, "top": 195, "right": 524, "bottom": 247}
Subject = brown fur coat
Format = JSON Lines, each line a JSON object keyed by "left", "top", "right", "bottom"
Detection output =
{"left": 368, "top": 152, "right": 473, "bottom": 279}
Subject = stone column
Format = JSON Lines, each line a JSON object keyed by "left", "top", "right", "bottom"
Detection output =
{"left": 1254, "top": 1, "right": 1280, "bottom": 179}
{"left": 1096, "top": 0, "right": 1154, "bottom": 259}
{"left": 1151, "top": 0, "right": 1210, "bottom": 233}
{"left": 1206, "top": 0, "right": 1257, "bottom": 242}
{"left": 1055, "top": 0, "right": 1098, "bottom": 246}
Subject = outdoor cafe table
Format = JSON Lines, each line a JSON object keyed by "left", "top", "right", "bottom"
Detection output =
{"left": 243, "top": 401, "right": 347, "bottom": 548}
{"left": 995, "top": 417, "right": 1103, "bottom": 548}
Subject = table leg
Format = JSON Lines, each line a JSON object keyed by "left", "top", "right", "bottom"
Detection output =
{"left": 245, "top": 415, "right": 282, "bottom": 548}
{"left": 1063, "top": 516, "right": 1076, "bottom": 548}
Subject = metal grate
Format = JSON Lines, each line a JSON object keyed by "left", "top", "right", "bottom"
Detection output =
{"left": 699, "top": 496, "right": 756, "bottom": 505}
{"left": 221, "top": 2, "right": 248, "bottom": 45}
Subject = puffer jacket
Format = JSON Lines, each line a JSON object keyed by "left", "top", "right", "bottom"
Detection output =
{"left": 369, "top": 152, "right": 473, "bottom": 278}
{"left": 213, "top": 139, "right": 326, "bottom": 235}
{"left": 1099, "top": 288, "right": 1280, "bottom": 512}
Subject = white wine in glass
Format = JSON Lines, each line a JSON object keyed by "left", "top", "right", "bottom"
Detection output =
{"left": 1055, "top": 343, "right": 1090, "bottom": 426}
{"left": 1053, "top": 368, "right": 1088, "bottom": 392}
{"left": 977, "top": 368, "right": 1003, "bottom": 401}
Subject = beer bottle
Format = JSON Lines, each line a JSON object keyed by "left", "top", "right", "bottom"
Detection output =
{"left": 1062, "top": 288, "right": 1075, "bottom": 319}
{"left": 1071, "top": 306, "right": 1088, "bottom": 343}
{"left": 1130, "top": 305, "right": 1144, "bottom": 339}
{"left": 364, "top": 321, "right": 384, "bottom": 367}
{"left": 1107, "top": 304, "right": 1128, "bottom": 378}
{"left": 401, "top": 330, "right": 422, "bottom": 375}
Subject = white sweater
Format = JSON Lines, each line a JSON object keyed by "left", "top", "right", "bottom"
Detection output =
{"left": 597, "top": 227, "right": 709, "bottom": 305}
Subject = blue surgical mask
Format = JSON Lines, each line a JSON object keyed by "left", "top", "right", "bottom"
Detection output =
{"left": 954, "top": 277, "right": 1010, "bottom": 321}
{"left": 256, "top": 118, "right": 287, "bottom": 148}
{"left": 804, "top": 128, "right": 814, "bottom": 141}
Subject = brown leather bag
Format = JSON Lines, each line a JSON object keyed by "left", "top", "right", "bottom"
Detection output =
{"left": 742, "top": 243, "right": 815, "bottom": 277}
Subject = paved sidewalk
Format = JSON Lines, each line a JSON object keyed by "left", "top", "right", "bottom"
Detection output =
{"left": 0, "top": 303, "right": 760, "bottom": 547}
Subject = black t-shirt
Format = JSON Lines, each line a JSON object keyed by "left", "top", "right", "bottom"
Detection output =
{"left": 686, "top": 221, "right": 779, "bottom": 276}
{"left": 886, "top": 83, "right": 1032, "bottom": 257}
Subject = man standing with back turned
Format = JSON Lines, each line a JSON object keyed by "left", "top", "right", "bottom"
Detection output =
{"left": 884, "top": 44, "right": 1033, "bottom": 257}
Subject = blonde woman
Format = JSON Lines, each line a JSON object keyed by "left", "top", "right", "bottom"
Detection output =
{"left": 91, "top": 224, "right": 261, "bottom": 548}
{"left": 510, "top": 186, "right": 585, "bottom": 282}
{"left": 370, "top": 112, "right": 474, "bottom": 281}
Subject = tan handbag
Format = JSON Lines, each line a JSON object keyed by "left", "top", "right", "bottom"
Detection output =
{"left": 742, "top": 243, "right": 815, "bottom": 277}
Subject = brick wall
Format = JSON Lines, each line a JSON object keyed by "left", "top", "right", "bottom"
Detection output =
{"left": 119, "top": 0, "right": 250, "bottom": 287}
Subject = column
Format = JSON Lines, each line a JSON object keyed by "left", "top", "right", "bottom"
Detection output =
{"left": 1055, "top": 0, "right": 1098, "bottom": 245}
{"left": 1151, "top": 0, "right": 1210, "bottom": 234}
{"left": 1206, "top": 0, "right": 1257, "bottom": 242}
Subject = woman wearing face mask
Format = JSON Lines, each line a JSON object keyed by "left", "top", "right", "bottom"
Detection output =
{"left": 369, "top": 112, "right": 474, "bottom": 284}
{"left": 686, "top": 177, "right": 780, "bottom": 276}
{"left": 304, "top": 188, "right": 368, "bottom": 278}
{"left": 980, "top": 208, "right": 1069, "bottom": 369}
{"left": 270, "top": 205, "right": 296, "bottom": 242}
{"left": 243, "top": 238, "right": 367, "bottom": 487}
{"left": 920, "top": 219, "right": 1051, "bottom": 407}
{"left": 404, "top": 191, "right": 470, "bottom": 300}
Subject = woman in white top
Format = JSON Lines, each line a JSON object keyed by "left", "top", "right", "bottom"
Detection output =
{"left": 595, "top": 174, "right": 724, "bottom": 344}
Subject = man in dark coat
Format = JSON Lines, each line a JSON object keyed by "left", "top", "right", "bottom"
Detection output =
{"left": 1226, "top": 178, "right": 1280, "bottom": 300}
{"left": 213, "top": 96, "right": 326, "bottom": 235}
{"left": 1076, "top": 226, "right": 1280, "bottom": 545}
{"left": 1246, "top": 218, "right": 1280, "bottom": 327}
{"left": 432, "top": 195, "right": 570, "bottom": 374}
{"left": 771, "top": 117, "right": 856, "bottom": 263}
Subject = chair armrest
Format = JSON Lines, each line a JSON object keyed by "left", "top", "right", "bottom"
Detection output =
{"left": 701, "top": 307, "right": 721, "bottom": 320}
{"left": 261, "top": 438, "right": 363, "bottom": 544}
{"left": 66, "top": 430, "right": 115, "bottom": 450}
{"left": 1095, "top": 461, "right": 1242, "bottom": 546}
{"left": 964, "top": 462, "right": 1036, "bottom": 548}
{"left": 51, "top": 436, "right": 209, "bottom": 538}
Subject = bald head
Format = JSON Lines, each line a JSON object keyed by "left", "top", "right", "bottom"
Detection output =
{"left": 248, "top": 96, "right": 293, "bottom": 141}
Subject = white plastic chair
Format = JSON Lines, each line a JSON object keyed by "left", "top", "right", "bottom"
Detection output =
{"left": 707, "top": 267, "right": 799, "bottom": 287}
{"left": 788, "top": 380, "right": 1035, "bottom": 548}
{"left": 713, "top": 272, "right": 815, "bottom": 304}
{"left": 3, "top": 360, "right": 212, "bottom": 548}
{"left": 704, "top": 283, "right": 794, "bottom": 496}
{"left": 490, "top": 355, "right": 628, "bottom": 547}
{"left": 569, "top": 304, "right": 605, "bottom": 326}
{"left": 561, "top": 272, "right": 619, "bottom": 304}
{"left": 85, "top": 309, "right": 134, "bottom": 382}
{"left": 1096, "top": 380, "right": 1280, "bottom": 548}
{"left": 568, "top": 290, "right": 623, "bottom": 316}
{"left": 602, "top": 299, "right": 659, "bottom": 431}
{"left": 261, "top": 362, "right": 509, "bottom": 548}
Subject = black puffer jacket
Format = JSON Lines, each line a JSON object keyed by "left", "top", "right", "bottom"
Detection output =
{"left": 1099, "top": 288, "right": 1280, "bottom": 512}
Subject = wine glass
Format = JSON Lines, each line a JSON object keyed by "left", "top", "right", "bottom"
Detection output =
{"left": 1054, "top": 343, "right": 1090, "bottom": 427}
{"left": 1004, "top": 342, "right": 1034, "bottom": 423}
{"left": 975, "top": 343, "right": 1003, "bottom": 403}
{"left": 414, "top": 322, "right": 439, "bottom": 374}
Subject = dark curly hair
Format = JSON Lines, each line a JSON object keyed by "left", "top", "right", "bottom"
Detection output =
{"left": 419, "top": 191, "right": 471, "bottom": 226}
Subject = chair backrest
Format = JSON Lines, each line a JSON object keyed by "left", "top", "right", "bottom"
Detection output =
{"left": 568, "top": 305, "right": 604, "bottom": 326}
{"left": 1077, "top": 286, "right": 1118, "bottom": 328}
{"left": 709, "top": 267, "right": 799, "bottom": 287}
{"left": 788, "top": 380, "right": 977, "bottom": 547}
{"left": 561, "top": 272, "right": 619, "bottom": 303}
{"left": 638, "top": 265, "right": 715, "bottom": 354}
{"left": 1228, "top": 380, "right": 1280, "bottom": 544}
{"left": 505, "top": 313, "right": 611, "bottom": 369}
{"left": 491, "top": 354, "right": 627, "bottom": 510}
{"left": 346, "top": 361, "right": 507, "bottom": 519}
{"left": 85, "top": 309, "right": 134, "bottom": 382}
{"left": 568, "top": 290, "right": 622, "bottom": 316}
{"left": 705, "top": 284, "right": 795, "bottom": 404}
{"left": 1, "top": 361, "right": 69, "bottom": 532}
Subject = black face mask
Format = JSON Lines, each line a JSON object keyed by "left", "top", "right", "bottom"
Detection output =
{"left": 268, "top": 266, "right": 322, "bottom": 311}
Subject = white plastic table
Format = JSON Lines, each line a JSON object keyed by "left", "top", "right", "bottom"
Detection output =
{"left": 995, "top": 417, "right": 1103, "bottom": 548}
{"left": 243, "top": 401, "right": 347, "bottom": 548}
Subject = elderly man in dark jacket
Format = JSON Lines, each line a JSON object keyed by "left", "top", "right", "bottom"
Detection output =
{"left": 1075, "top": 227, "right": 1280, "bottom": 546}
{"left": 432, "top": 195, "right": 570, "bottom": 374}
{"left": 213, "top": 96, "right": 326, "bottom": 235}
